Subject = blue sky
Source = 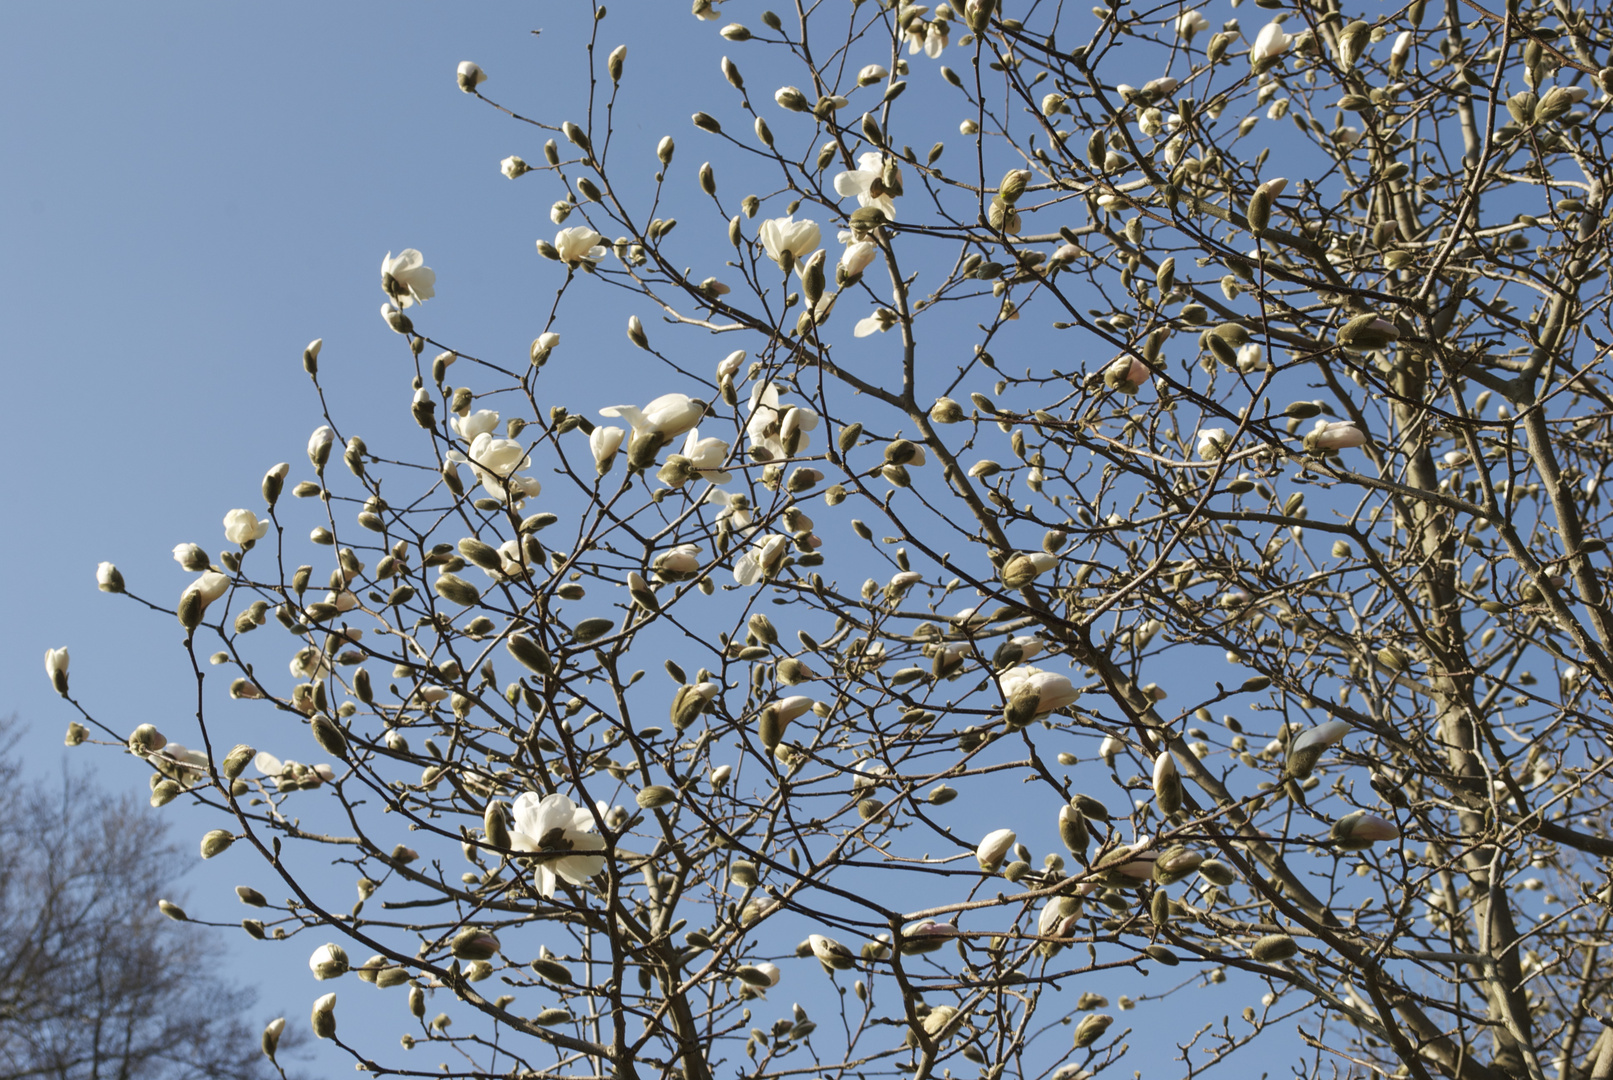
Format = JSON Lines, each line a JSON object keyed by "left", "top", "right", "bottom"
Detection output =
{"left": 2, "top": 4, "right": 1318, "bottom": 1075}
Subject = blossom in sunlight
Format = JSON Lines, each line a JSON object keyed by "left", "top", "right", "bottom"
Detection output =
{"left": 510, "top": 792, "right": 607, "bottom": 898}
{"left": 677, "top": 429, "right": 734, "bottom": 485}
{"left": 591, "top": 425, "right": 625, "bottom": 476}
{"left": 600, "top": 393, "right": 707, "bottom": 439}
{"left": 500, "top": 155, "right": 529, "bottom": 179}
{"left": 705, "top": 488, "right": 754, "bottom": 531}
{"left": 999, "top": 666, "right": 1080, "bottom": 722}
{"left": 1288, "top": 720, "right": 1350, "bottom": 776}
{"left": 381, "top": 250, "right": 436, "bottom": 308}
{"left": 808, "top": 934, "right": 856, "bottom": 969}
{"left": 976, "top": 828, "right": 1016, "bottom": 872}
{"left": 734, "top": 534, "right": 789, "bottom": 585}
{"left": 1196, "top": 427, "right": 1229, "bottom": 460}
{"left": 653, "top": 543, "right": 702, "bottom": 581}
{"left": 1178, "top": 10, "right": 1209, "bottom": 39}
{"left": 1304, "top": 419, "right": 1366, "bottom": 452}
{"left": 854, "top": 308, "right": 898, "bottom": 337}
{"left": 1251, "top": 21, "right": 1291, "bottom": 66}
{"left": 452, "top": 410, "right": 501, "bottom": 442}
{"left": 834, "top": 152, "right": 899, "bottom": 219}
{"left": 552, "top": 227, "right": 608, "bottom": 267}
{"left": 223, "top": 509, "right": 270, "bottom": 547}
{"left": 840, "top": 240, "right": 878, "bottom": 278}
{"left": 758, "top": 216, "right": 821, "bottom": 270}
{"left": 746, "top": 382, "right": 819, "bottom": 461}
{"left": 857, "top": 64, "right": 889, "bottom": 86}
{"left": 456, "top": 61, "right": 487, "bottom": 92}
{"left": 96, "top": 560, "right": 125, "bottom": 593}
{"left": 44, "top": 648, "right": 69, "bottom": 695}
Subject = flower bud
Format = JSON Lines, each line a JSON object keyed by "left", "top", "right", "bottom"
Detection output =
{"left": 456, "top": 61, "right": 487, "bottom": 93}
{"left": 1153, "top": 751, "right": 1183, "bottom": 815}
{"left": 261, "top": 1017, "right": 286, "bottom": 1061}
{"left": 1072, "top": 1013, "right": 1113, "bottom": 1048}
{"left": 310, "top": 943, "right": 350, "bottom": 980}
{"left": 96, "top": 560, "right": 126, "bottom": 594}
{"left": 158, "top": 899, "right": 187, "bottom": 921}
{"left": 201, "top": 829, "right": 236, "bottom": 859}
{"left": 607, "top": 44, "right": 626, "bottom": 82}
{"left": 44, "top": 647, "right": 70, "bottom": 696}
{"left": 975, "top": 828, "right": 1016, "bottom": 872}
{"left": 451, "top": 928, "right": 501, "bottom": 961}
{"left": 310, "top": 992, "right": 337, "bottom": 1039}
{"left": 1250, "top": 934, "right": 1298, "bottom": 963}
{"left": 637, "top": 784, "right": 677, "bottom": 809}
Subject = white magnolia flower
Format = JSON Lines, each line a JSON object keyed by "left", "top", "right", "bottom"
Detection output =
{"left": 678, "top": 429, "right": 734, "bottom": 485}
{"left": 183, "top": 570, "right": 230, "bottom": 610}
{"left": 734, "top": 534, "right": 789, "bottom": 585}
{"left": 758, "top": 215, "right": 821, "bottom": 269}
{"left": 500, "top": 155, "right": 529, "bottom": 179}
{"left": 454, "top": 433, "right": 541, "bottom": 506}
{"left": 290, "top": 645, "right": 332, "bottom": 681}
{"left": 590, "top": 425, "right": 625, "bottom": 473}
{"left": 173, "top": 543, "right": 209, "bottom": 571}
{"left": 452, "top": 410, "right": 501, "bottom": 442}
{"left": 309, "top": 943, "right": 349, "bottom": 980}
{"left": 96, "top": 561, "right": 123, "bottom": 592}
{"left": 223, "top": 509, "right": 270, "bottom": 546}
{"left": 1178, "top": 10, "right": 1209, "bottom": 38}
{"left": 381, "top": 250, "right": 436, "bottom": 308}
{"left": 976, "top": 828, "right": 1016, "bottom": 871}
{"left": 834, "top": 152, "right": 899, "bottom": 219}
{"left": 1306, "top": 419, "right": 1366, "bottom": 451}
{"left": 1196, "top": 427, "right": 1230, "bottom": 459}
{"left": 44, "top": 648, "right": 69, "bottom": 693}
{"left": 456, "top": 61, "right": 488, "bottom": 92}
{"left": 998, "top": 666, "right": 1081, "bottom": 718}
{"left": 705, "top": 488, "right": 754, "bottom": 531}
{"left": 907, "top": 18, "right": 949, "bottom": 57}
{"left": 1251, "top": 21, "right": 1292, "bottom": 65}
{"left": 857, "top": 63, "right": 889, "bottom": 86}
{"left": 653, "top": 543, "right": 703, "bottom": 581}
{"left": 716, "top": 350, "right": 746, "bottom": 381}
{"left": 600, "top": 393, "right": 707, "bottom": 439}
{"left": 746, "top": 382, "right": 820, "bottom": 460}
{"left": 552, "top": 227, "right": 608, "bottom": 267}
{"left": 751, "top": 961, "right": 782, "bottom": 986}
{"left": 692, "top": 0, "right": 724, "bottom": 19}
{"left": 307, "top": 425, "right": 335, "bottom": 469}
{"left": 510, "top": 791, "right": 607, "bottom": 898}
{"left": 1389, "top": 30, "right": 1413, "bottom": 68}
{"left": 840, "top": 240, "right": 878, "bottom": 277}
{"left": 854, "top": 308, "right": 898, "bottom": 337}
{"left": 152, "top": 742, "right": 210, "bottom": 788}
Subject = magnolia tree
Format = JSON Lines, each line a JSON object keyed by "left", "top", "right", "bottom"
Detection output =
{"left": 47, "top": 1, "right": 1613, "bottom": 1079}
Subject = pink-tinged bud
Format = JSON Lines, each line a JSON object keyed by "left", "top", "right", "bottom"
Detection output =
{"left": 1332, "top": 811, "right": 1399, "bottom": 849}
{"left": 808, "top": 933, "right": 856, "bottom": 969}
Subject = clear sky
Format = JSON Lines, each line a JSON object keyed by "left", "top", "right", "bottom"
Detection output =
{"left": 1, "top": 4, "right": 715, "bottom": 1068}
{"left": 3, "top": 4, "right": 1307, "bottom": 1075}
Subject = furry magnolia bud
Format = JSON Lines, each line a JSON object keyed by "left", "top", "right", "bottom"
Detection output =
{"left": 310, "top": 993, "right": 337, "bottom": 1039}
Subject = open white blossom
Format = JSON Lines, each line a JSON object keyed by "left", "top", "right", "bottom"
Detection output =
{"left": 222, "top": 509, "right": 269, "bottom": 546}
{"left": 381, "top": 250, "right": 436, "bottom": 308}
{"left": 834, "top": 152, "right": 899, "bottom": 219}
{"left": 552, "top": 227, "right": 608, "bottom": 267}
{"left": 600, "top": 393, "right": 706, "bottom": 439}
{"left": 509, "top": 792, "right": 607, "bottom": 898}
{"left": 758, "top": 216, "right": 821, "bottom": 269}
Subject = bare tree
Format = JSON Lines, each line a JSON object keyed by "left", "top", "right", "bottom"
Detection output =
{"left": 0, "top": 722, "right": 294, "bottom": 1080}
{"left": 46, "top": 2, "right": 1613, "bottom": 1079}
